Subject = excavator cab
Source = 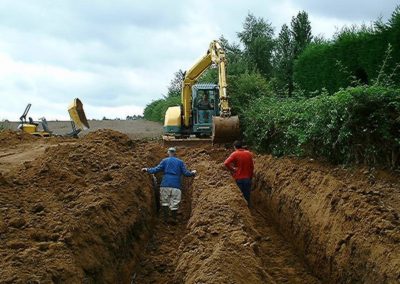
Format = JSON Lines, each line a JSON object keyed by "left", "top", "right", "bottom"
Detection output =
{"left": 192, "top": 84, "right": 219, "bottom": 137}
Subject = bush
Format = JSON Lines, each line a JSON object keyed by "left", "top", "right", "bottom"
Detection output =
{"left": 143, "top": 96, "right": 181, "bottom": 122}
{"left": 243, "top": 86, "right": 400, "bottom": 168}
{"left": 228, "top": 72, "right": 272, "bottom": 115}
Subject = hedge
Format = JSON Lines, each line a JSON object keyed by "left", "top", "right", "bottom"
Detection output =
{"left": 293, "top": 11, "right": 400, "bottom": 94}
{"left": 243, "top": 86, "right": 400, "bottom": 168}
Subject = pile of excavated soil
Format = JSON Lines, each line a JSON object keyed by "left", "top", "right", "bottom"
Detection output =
{"left": 0, "top": 130, "right": 162, "bottom": 283}
{"left": 253, "top": 155, "right": 400, "bottom": 283}
{"left": 0, "top": 130, "right": 38, "bottom": 147}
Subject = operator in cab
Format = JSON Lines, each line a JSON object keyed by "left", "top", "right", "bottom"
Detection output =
{"left": 197, "top": 92, "right": 214, "bottom": 110}
{"left": 224, "top": 141, "right": 254, "bottom": 207}
{"left": 142, "top": 147, "right": 196, "bottom": 224}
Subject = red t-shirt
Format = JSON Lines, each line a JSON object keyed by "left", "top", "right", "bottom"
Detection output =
{"left": 224, "top": 149, "right": 254, "bottom": 180}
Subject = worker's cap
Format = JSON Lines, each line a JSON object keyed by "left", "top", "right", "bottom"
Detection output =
{"left": 167, "top": 147, "right": 177, "bottom": 153}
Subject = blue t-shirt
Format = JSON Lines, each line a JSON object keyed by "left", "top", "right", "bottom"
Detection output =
{"left": 147, "top": 157, "right": 194, "bottom": 189}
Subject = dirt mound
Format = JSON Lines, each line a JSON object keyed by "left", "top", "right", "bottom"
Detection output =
{"left": 0, "top": 130, "right": 160, "bottom": 283}
{"left": 253, "top": 155, "right": 400, "bottom": 283}
{"left": 174, "top": 149, "right": 273, "bottom": 283}
{"left": 0, "top": 130, "right": 38, "bottom": 147}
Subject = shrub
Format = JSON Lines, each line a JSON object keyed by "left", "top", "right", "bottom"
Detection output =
{"left": 243, "top": 86, "right": 400, "bottom": 168}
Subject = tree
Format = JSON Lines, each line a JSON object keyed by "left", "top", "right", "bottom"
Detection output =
{"left": 237, "top": 13, "right": 275, "bottom": 78}
{"left": 166, "top": 69, "right": 185, "bottom": 97}
{"left": 291, "top": 11, "right": 312, "bottom": 58}
{"left": 274, "top": 24, "right": 294, "bottom": 96}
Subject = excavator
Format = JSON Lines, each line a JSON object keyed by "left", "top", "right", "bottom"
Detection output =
{"left": 18, "top": 98, "right": 90, "bottom": 137}
{"left": 163, "top": 40, "right": 240, "bottom": 144}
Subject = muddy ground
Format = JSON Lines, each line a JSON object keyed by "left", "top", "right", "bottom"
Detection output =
{"left": 0, "top": 126, "right": 399, "bottom": 283}
{"left": 2, "top": 119, "right": 163, "bottom": 139}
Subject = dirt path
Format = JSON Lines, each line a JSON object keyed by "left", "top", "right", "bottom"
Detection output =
{"left": 0, "top": 143, "right": 55, "bottom": 174}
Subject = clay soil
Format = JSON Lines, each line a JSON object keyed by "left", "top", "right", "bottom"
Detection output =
{"left": 1, "top": 126, "right": 399, "bottom": 283}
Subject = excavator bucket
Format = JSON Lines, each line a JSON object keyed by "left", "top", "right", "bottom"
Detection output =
{"left": 68, "top": 98, "right": 89, "bottom": 130}
{"left": 212, "top": 116, "right": 240, "bottom": 144}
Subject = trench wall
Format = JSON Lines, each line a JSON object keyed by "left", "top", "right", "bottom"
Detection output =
{"left": 252, "top": 155, "right": 400, "bottom": 283}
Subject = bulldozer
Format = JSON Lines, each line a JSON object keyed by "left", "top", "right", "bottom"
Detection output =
{"left": 163, "top": 40, "right": 240, "bottom": 145}
{"left": 18, "top": 98, "right": 90, "bottom": 138}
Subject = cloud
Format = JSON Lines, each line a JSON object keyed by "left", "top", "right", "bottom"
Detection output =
{"left": 0, "top": 0, "right": 397, "bottom": 120}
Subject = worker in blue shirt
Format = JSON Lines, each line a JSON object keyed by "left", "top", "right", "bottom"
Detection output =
{"left": 142, "top": 147, "right": 196, "bottom": 223}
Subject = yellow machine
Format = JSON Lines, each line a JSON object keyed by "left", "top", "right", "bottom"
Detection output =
{"left": 163, "top": 40, "right": 240, "bottom": 144}
{"left": 18, "top": 98, "right": 89, "bottom": 137}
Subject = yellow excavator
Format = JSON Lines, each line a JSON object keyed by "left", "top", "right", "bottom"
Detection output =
{"left": 18, "top": 98, "right": 90, "bottom": 137}
{"left": 163, "top": 40, "right": 240, "bottom": 144}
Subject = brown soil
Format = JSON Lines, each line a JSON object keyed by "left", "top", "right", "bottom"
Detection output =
{"left": 1, "top": 128, "right": 399, "bottom": 284}
{"left": 0, "top": 130, "right": 159, "bottom": 283}
{"left": 253, "top": 155, "right": 400, "bottom": 283}
{"left": 0, "top": 130, "right": 39, "bottom": 147}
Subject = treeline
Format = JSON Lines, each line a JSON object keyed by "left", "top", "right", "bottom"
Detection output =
{"left": 144, "top": 7, "right": 400, "bottom": 168}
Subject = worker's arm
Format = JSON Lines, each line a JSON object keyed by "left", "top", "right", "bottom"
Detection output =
{"left": 224, "top": 153, "right": 237, "bottom": 172}
{"left": 144, "top": 159, "right": 166, "bottom": 174}
{"left": 180, "top": 161, "right": 196, "bottom": 177}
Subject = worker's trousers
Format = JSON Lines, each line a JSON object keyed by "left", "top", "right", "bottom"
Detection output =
{"left": 160, "top": 187, "right": 181, "bottom": 211}
{"left": 236, "top": 178, "right": 252, "bottom": 206}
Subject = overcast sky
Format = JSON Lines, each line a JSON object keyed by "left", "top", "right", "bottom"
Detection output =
{"left": 0, "top": 0, "right": 398, "bottom": 120}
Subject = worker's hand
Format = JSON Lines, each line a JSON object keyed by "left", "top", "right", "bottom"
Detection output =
{"left": 191, "top": 170, "right": 197, "bottom": 176}
{"left": 141, "top": 168, "right": 148, "bottom": 173}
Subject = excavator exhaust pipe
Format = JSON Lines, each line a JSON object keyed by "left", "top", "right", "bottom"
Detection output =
{"left": 212, "top": 116, "right": 240, "bottom": 144}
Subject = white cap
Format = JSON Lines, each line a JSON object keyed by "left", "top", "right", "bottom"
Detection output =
{"left": 167, "top": 147, "right": 176, "bottom": 153}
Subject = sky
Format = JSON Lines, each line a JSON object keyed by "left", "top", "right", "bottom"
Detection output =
{"left": 0, "top": 0, "right": 398, "bottom": 120}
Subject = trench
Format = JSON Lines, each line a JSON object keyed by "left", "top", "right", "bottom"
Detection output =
{"left": 3, "top": 131, "right": 396, "bottom": 283}
{"left": 132, "top": 176, "right": 194, "bottom": 283}
{"left": 127, "top": 144, "right": 399, "bottom": 283}
{"left": 130, "top": 146, "right": 321, "bottom": 284}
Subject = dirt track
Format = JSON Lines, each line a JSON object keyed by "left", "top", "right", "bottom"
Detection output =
{"left": 1, "top": 127, "right": 399, "bottom": 283}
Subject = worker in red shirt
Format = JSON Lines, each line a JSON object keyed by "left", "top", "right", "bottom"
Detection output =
{"left": 224, "top": 140, "right": 254, "bottom": 207}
